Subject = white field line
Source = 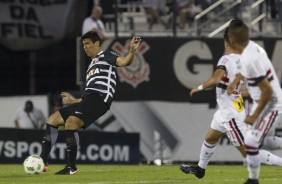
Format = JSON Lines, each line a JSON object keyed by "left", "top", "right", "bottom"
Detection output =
{"left": 83, "top": 178, "right": 280, "bottom": 184}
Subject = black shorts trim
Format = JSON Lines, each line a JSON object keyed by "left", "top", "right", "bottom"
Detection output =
{"left": 59, "top": 93, "right": 109, "bottom": 129}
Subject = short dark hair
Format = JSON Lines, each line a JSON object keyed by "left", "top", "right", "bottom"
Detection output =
{"left": 81, "top": 31, "right": 102, "bottom": 45}
{"left": 228, "top": 19, "right": 249, "bottom": 45}
{"left": 24, "top": 100, "right": 33, "bottom": 111}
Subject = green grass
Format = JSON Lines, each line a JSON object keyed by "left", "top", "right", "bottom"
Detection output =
{"left": 0, "top": 164, "right": 281, "bottom": 184}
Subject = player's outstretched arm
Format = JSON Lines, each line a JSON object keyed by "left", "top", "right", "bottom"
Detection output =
{"left": 245, "top": 78, "right": 272, "bottom": 125}
{"left": 190, "top": 68, "right": 225, "bottom": 96}
{"left": 60, "top": 92, "right": 82, "bottom": 104}
{"left": 116, "top": 36, "right": 141, "bottom": 67}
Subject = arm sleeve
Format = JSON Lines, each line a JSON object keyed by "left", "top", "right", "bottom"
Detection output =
{"left": 104, "top": 51, "right": 119, "bottom": 66}
{"left": 217, "top": 65, "right": 226, "bottom": 71}
{"left": 216, "top": 56, "right": 228, "bottom": 72}
{"left": 241, "top": 56, "right": 267, "bottom": 86}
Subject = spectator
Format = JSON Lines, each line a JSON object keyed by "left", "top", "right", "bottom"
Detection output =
{"left": 82, "top": 6, "right": 106, "bottom": 39}
{"left": 146, "top": 0, "right": 171, "bottom": 30}
{"left": 267, "top": 0, "right": 278, "bottom": 19}
{"left": 177, "top": 0, "right": 202, "bottom": 29}
{"left": 14, "top": 100, "right": 46, "bottom": 129}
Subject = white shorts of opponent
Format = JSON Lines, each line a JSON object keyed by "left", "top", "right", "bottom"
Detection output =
{"left": 211, "top": 110, "right": 247, "bottom": 146}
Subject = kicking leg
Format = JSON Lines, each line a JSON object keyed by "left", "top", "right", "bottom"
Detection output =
{"left": 262, "top": 136, "right": 282, "bottom": 150}
{"left": 198, "top": 128, "right": 224, "bottom": 169}
{"left": 259, "top": 149, "right": 282, "bottom": 166}
{"left": 180, "top": 128, "right": 224, "bottom": 178}
{"left": 40, "top": 111, "right": 65, "bottom": 170}
{"left": 236, "top": 146, "right": 282, "bottom": 166}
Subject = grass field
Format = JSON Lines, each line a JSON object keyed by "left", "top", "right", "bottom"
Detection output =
{"left": 0, "top": 164, "right": 281, "bottom": 184}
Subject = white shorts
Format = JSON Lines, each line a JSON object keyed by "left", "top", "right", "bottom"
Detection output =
{"left": 250, "top": 102, "right": 282, "bottom": 137}
{"left": 211, "top": 110, "right": 247, "bottom": 146}
{"left": 250, "top": 110, "right": 282, "bottom": 143}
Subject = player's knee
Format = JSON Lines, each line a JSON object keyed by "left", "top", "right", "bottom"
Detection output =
{"left": 48, "top": 111, "right": 63, "bottom": 127}
{"left": 65, "top": 116, "right": 80, "bottom": 130}
{"left": 244, "top": 130, "right": 260, "bottom": 148}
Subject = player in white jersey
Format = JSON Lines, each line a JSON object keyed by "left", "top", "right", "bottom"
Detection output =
{"left": 227, "top": 19, "right": 282, "bottom": 184}
{"left": 180, "top": 28, "right": 282, "bottom": 179}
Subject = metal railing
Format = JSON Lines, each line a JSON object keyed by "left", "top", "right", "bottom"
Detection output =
{"left": 194, "top": 0, "right": 226, "bottom": 36}
{"left": 102, "top": 0, "right": 279, "bottom": 38}
{"left": 207, "top": 0, "right": 266, "bottom": 38}
{"left": 249, "top": 0, "right": 266, "bottom": 33}
{"left": 194, "top": 0, "right": 242, "bottom": 36}
{"left": 208, "top": 20, "right": 231, "bottom": 38}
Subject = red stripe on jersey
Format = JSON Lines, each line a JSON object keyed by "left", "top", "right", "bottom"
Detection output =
{"left": 266, "top": 69, "right": 271, "bottom": 76}
{"left": 247, "top": 68, "right": 271, "bottom": 80}
{"left": 229, "top": 120, "right": 243, "bottom": 146}
{"left": 221, "top": 77, "right": 229, "bottom": 83}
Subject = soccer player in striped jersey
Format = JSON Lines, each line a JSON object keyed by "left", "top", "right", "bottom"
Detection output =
{"left": 180, "top": 27, "right": 282, "bottom": 180}
{"left": 40, "top": 31, "right": 141, "bottom": 175}
{"left": 227, "top": 19, "right": 282, "bottom": 184}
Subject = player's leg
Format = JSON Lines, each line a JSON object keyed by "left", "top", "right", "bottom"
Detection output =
{"left": 261, "top": 113, "right": 282, "bottom": 150}
{"left": 244, "top": 111, "right": 279, "bottom": 184}
{"left": 257, "top": 113, "right": 282, "bottom": 166}
{"left": 180, "top": 110, "right": 225, "bottom": 178}
{"left": 258, "top": 149, "right": 282, "bottom": 166}
{"left": 198, "top": 128, "right": 224, "bottom": 169}
{"left": 235, "top": 146, "right": 282, "bottom": 166}
{"left": 180, "top": 128, "right": 224, "bottom": 178}
{"left": 262, "top": 136, "right": 282, "bottom": 150}
{"left": 40, "top": 111, "right": 66, "bottom": 169}
{"left": 230, "top": 114, "right": 282, "bottom": 167}
{"left": 55, "top": 94, "right": 109, "bottom": 175}
{"left": 55, "top": 116, "right": 83, "bottom": 175}
{"left": 244, "top": 129, "right": 261, "bottom": 184}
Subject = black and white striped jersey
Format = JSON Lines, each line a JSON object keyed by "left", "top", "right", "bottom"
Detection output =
{"left": 82, "top": 50, "right": 119, "bottom": 107}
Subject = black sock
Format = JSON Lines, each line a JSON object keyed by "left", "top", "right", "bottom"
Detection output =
{"left": 40, "top": 124, "right": 58, "bottom": 165}
{"left": 65, "top": 130, "right": 79, "bottom": 170}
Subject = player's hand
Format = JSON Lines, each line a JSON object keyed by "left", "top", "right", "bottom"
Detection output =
{"left": 60, "top": 92, "right": 74, "bottom": 104}
{"left": 189, "top": 87, "right": 198, "bottom": 96}
{"left": 227, "top": 84, "right": 236, "bottom": 95}
{"left": 130, "top": 36, "right": 141, "bottom": 52}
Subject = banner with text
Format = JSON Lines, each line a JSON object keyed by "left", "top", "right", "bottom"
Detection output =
{"left": 0, "top": 0, "right": 86, "bottom": 51}
{"left": 0, "top": 128, "right": 140, "bottom": 164}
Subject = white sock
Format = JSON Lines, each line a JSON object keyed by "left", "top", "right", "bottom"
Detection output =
{"left": 246, "top": 154, "right": 261, "bottom": 180}
{"left": 259, "top": 149, "right": 282, "bottom": 166}
{"left": 262, "top": 136, "right": 282, "bottom": 150}
{"left": 198, "top": 140, "right": 217, "bottom": 169}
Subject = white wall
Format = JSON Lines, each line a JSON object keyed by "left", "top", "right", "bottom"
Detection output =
{"left": 0, "top": 95, "right": 49, "bottom": 128}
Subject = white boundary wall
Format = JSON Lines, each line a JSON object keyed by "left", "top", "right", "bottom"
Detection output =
{"left": 0, "top": 95, "right": 49, "bottom": 128}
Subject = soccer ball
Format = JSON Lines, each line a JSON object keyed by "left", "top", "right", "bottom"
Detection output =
{"left": 23, "top": 155, "right": 44, "bottom": 174}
